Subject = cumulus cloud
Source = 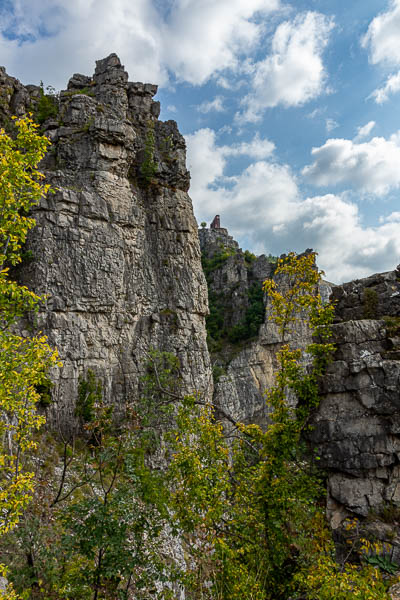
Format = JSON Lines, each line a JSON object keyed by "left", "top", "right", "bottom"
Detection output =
{"left": 370, "top": 70, "right": 400, "bottom": 104}
{"left": 362, "top": 0, "right": 400, "bottom": 66}
{"left": 186, "top": 128, "right": 400, "bottom": 282}
{"left": 237, "top": 11, "right": 334, "bottom": 122}
{"left": 197, "top": 96, "right": 225, "bottom": 114}
{"left": 0, "top": 0, "right": 280, "bottom": 89}
{"left": 185, "top": 129, "right": 275, "bottom": 187}
{"left": 354, "top": 121, "right": 376, "bottom": 141}
{"left": 161, "top": 0, "right": 280, "bottom": 85}
{"left": 0, "top": 0, "right": 166, "bottom": 88}
{"left": 302, "top": 133, "right": 400, "bottom": 195}
{"left": 380, "top": 211, "right": 400, "bottom": 223}
{"left": 362, "top": 2, "right": 400, "bottom": 104}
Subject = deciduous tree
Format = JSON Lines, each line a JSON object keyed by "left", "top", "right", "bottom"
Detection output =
{"left": 0, "top": 116, "right": 59, "bottom": 598}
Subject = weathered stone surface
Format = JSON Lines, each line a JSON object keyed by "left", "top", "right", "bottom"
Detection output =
{"left": 308, "top": 271, "right": 400, "bottom": 521}
{"left": 332, "top": 266, "right": 400, "bottom": 322}
{"left": 0, "top": 55, "right": 211, "bottom": 429}
{"left": 199, "top": 224, "right": 280, "bottom": 424}
{"left": 201, "top": 224, "right": 400, "bottom": 523}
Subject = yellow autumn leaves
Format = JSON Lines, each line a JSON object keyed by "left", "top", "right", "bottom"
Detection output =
{"left": 0, "top": 117, "right": 60, "bottom": 598}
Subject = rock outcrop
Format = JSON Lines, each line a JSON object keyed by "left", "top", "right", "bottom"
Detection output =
{"left": 200, "top": 222, "right": 400, "bottom": 529}
{"left": 1, "top": 54, "right": 211, "bottom": 429}
{"left": 308, "top": 267, "right": 400, "bottom": 525}
{"left": 199, "top": 221, "right": 278, "bottom": 426}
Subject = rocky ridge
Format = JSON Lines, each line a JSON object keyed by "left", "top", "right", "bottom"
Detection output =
{"left": 200, "top": 221, "right": 400, "bottom": 543}
{"left": 0, "top": 54, "right": 212, "bottom": 429}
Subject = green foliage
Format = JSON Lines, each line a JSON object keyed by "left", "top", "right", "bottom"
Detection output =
{"left": 227, "top": 282, "right": 265, "bottom": 343}
{"left": 0, "top": 115, "right": 52, "bottom": 267}
{"left": 202, "top": 249, "right": 265, "bottom": 346}
{"left": 2, "top": 364, "right": 177, "bottom": 599}
{"left": 363, "top": 287, "right": 379, "bottom": 319}
{"left": 76, "top": 369, "right": 102, "bottom": 423}
{"left": 140, "top": 121, "right": 157, "bottom": 186}
{"left": 212, "top": 363, "right": 226, "bottom": 382}
{"left": 166, "top": 251, "right": 391, "bottom": 599}
{"left": 243, "top": 249, "right": 256, "bottom": 264}
{"left": 63, "top": 86, "right": 95, "bottom": 98}
{"left": 201, "top": 247, "right": 236, "bottom": 280}
{"left": 35, "top": 83, "right": 59, "bottom": 124}
{"left": 293, "top": 516, "right": 392, "bottom": 600}
{"left": 365, "top": 553, "right": 398, "bottom": 575}
{"left": 36, "top": 377, "right": 54, "bottom": 407}
{"left": 0, "top": 116, "right": 60, "bottom": 598}
{"left": 383, "top": 315, "right": 400, "bottom": 337}
{"left": 200, "top": 221, "right": 207, "bottom": 228}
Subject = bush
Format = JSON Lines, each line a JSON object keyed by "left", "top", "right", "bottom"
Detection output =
{"left": 363, "top": 287, "right": 378, "bottom": 319}
{"left": 35, "top": 83, "right": 59, "bottom": 124}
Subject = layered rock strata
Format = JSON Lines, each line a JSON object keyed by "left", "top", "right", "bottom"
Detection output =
{"left": 199, "top": 223, "right": 278, "bottom": 426}
{"left": 0, "top": 54, "right": 211, "bottom": 428}
{"left": 200, "top": 223, "right": 400, "bottom": 526}
{"left": 308, "top": 266, "right": 400, "bottom": 523}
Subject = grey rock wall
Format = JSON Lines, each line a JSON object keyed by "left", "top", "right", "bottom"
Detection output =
{"left": 201, "top": 224, "right": 400, "bottom": 525}
{"left": 1, "top": 54, "right": 211, "bottom": 429}
{"left": 308, "top": 268, "right": 400, "bottom": 526}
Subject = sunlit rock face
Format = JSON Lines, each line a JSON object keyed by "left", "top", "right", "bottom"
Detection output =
{"left": 0, "top": 54, "right": 211, "bottom": 429}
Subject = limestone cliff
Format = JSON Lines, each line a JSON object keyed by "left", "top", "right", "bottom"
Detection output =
{"left": 200, "top": 221, "right": 400, "bottom": 533}
{"left": 2, "top": 54, "right": 400, "bottom": 531}
{"left": 308, "top": 267, "right": 400, "bottom": 527}
{"left": 0, "top": 54, "right": 211, "bottom": 428}
{"left": 199, "top": 222, "right": 277, "bottom": 426}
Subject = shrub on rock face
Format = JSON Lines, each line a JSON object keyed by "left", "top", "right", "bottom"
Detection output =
{"left": 363, "top": 287, "right": 379, "bottom": 319}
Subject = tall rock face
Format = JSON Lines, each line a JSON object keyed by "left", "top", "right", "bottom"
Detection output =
{"left": 200, "top": 223, "right": 400, "bottom": 529}
{"left": 2, "top": 54, "right": 400, "bottom": 532}
{"left": 199, "top": 222, "right": 282, "bottom": 426}
{"left": 1, "top": 54, "right": 211, "bottom": 427}
{"left": 308, "top": 267, "right": 400, "bottom": 526}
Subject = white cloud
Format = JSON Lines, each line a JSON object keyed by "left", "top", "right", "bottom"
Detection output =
{"left": 162, "top": 0, "right": 281, "bottom": 85}
{"left": 0, "top": 0, "right": 167, "bottom": 89}
{"left": 370, "top": 70, "right": 400, "bottom": 103}
{"left": 237, "top": 11, "right": 334, "bottom": 122}
{"left": 186, "top": 128, "right": 400, "bottom": 282}
{"left": 302, "top": 133, "right": 400, "bottom": 195}
{"left": 0, "top": 0, "right": 281, "bottom": 89}
{"left": 362, "top": 0, "right": 400, "bottom": 66}
{"left": 307, "top": 107, "right": 326, "bottom": 119}
{"left": 326, "top": 118, "right": 338, "bottom": 132}
{"left": 185, "top": 129, "right": 275, "bottom": 184}
{"left": 197, "top": 96, "right": 225, "bottom": 114}
{"left": 226, "top": 133, "right": 275, "bottom": 159}
{"left": 380, "top": 211, "right": 400, "bottom": 223}
{"left": 354, "top": 120, "right": 376, "bottom": 141}
{"left": 167, "top": 104, "right": 177, "bottom": 113}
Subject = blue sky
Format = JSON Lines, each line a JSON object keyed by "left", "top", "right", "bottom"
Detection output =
{"left": 1, "top": 0, "right": 400, "bottom": 282}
